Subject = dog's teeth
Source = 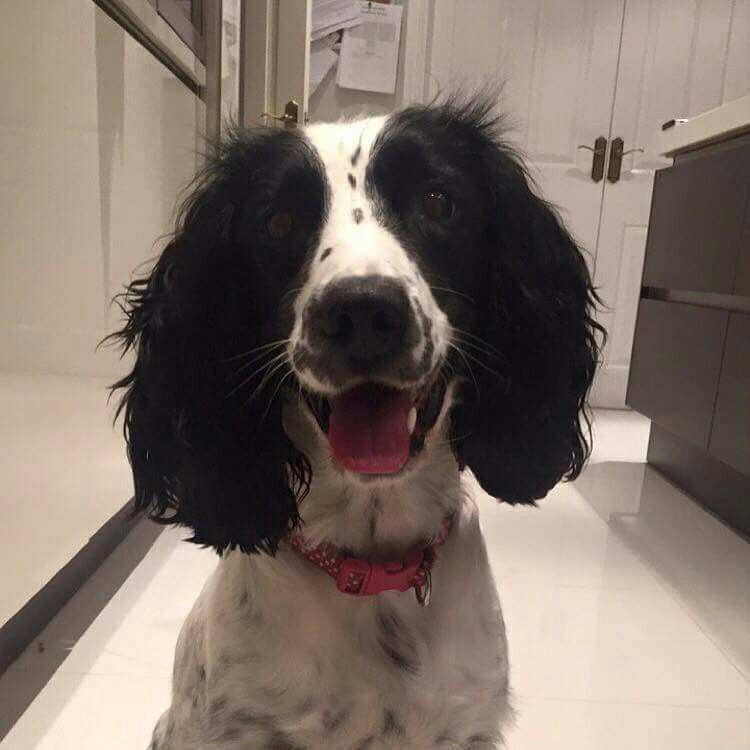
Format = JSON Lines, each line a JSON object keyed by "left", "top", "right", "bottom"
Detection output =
{"left": 407, "top": 407, "right": 417, "bottom": 434}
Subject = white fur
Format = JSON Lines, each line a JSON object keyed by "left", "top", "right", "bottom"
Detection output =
{"left": 289, "top": 118, "right": 450, "bottom": 395}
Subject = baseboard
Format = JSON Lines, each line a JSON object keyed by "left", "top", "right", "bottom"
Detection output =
{"left": 590, "top": 365, "right": 629, "bottom": 408}
{"left": 0, "top": 501, "right": 139, "bottom": 676}
{"left": 648, "top": 423, "right": 750, "bottom": 540}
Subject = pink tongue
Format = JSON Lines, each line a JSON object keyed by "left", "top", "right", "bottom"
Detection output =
{"left": 328, "top": 385, "right": 412, "bottom": 474}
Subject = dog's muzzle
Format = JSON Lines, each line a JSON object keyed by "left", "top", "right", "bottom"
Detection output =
{"left": 292, "top": 275, "right": 447, "bottom": 476}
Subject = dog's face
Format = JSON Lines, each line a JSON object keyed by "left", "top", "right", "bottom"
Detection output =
{"left": 112, "top": 99, "right": 602, "bottom": 553}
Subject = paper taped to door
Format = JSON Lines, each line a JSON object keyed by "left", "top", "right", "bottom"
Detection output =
{"left": 337, "top": 1, "right": 403, "bottom": 95}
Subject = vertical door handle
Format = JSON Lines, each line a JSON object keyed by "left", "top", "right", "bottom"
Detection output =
{"left": 577, "top": 136, "right": 607, "bottom": 182}
{"left": 262, "top": 100, "right": 300, "bottom": 128}
{"left": 607, "top": 137, "right": 644, "bottom": 183}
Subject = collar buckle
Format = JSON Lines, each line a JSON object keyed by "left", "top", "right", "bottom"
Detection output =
{"left": 336, "top": 548, "right": 425, "bottom": 596}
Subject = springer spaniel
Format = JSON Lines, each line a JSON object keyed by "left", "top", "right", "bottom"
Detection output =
{"left": 112, "top": 98, "right": 601, "bottom": 749}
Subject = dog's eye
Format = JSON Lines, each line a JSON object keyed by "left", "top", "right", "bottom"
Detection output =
{"left": 423, "top": 190, "right": 453, "bottom": 220}
{"left": 267, "top": 211, "right": 294, "bottom": 239}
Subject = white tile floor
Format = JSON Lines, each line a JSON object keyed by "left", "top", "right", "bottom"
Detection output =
{"left": 2, "top": 410, "right": 749, "bottom": 749}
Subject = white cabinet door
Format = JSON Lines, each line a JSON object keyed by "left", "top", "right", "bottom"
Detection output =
{"left": 426, "top": 0, "right": 625, "bottom": 264}
{"left": 241, "top": 0, "right": 311, "bottom": 126}
{"left": 591, "top": 0, "right": 750, "bottom": 407}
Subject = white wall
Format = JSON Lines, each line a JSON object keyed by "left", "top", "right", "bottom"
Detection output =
{"left": 0, "top": 1, "right": 203, "bottom": 628}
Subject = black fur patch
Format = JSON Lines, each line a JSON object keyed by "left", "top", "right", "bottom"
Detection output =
{"left": 382, "top": 708, "right": 405, "bottom": 735}
{"left": 376, "top": 606, "right": 420, "bottom": 675}
{"left": 108, "top": 126, "right": 329, "bottom": 555}
{"left": 351, "top": 144, "right": 362, "bottom": 166}
{"left": 348, "top": 173, "right": 357, "bottom": 188}
{"left": 365, "top": 96, "right": 603, "bottom": 505}
{"left": 320, "top": 246, "right": 333, "bottom": 262}
{"left": 322, "top": 706, "right": 350, "bottom": 733}
{"left": 352, "top": 207, "right": 364, "bottom": 224}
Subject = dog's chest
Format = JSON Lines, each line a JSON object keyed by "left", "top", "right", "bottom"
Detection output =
{"left": 160, "top": 513, "right": 511, "bottom": 749}
{"left": 193, "top": 587, "right": 508, "bottom": 749}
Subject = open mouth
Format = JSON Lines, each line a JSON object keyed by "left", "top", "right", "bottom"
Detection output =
{"left": 301, "top": 376, "right": 447, "bottom": 475}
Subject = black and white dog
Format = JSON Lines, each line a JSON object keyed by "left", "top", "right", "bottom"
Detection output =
{"left": 113, "top": 98, "right": 601, "bottom": 749}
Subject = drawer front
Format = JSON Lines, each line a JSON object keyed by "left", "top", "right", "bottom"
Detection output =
{"left": 709, "top": 313, "right": 750, "bottom": 476}
{"left": 643, "top": 140, "right": 750, "bottom": 294}
{"left": 732, "top": 191, "right": 750, "bottom": 297}
{"left": 627, "top": 299, "right": 728, "bottom": 449}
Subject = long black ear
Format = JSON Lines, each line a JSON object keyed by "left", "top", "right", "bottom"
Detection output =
{"left": 109, "top": 137, "right": 309, "bottom": 554}
{"left": 452, "top": 104, "right": 603, "bottom": 504}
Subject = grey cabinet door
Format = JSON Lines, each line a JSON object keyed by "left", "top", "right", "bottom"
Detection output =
{"left": 643, "top": 139, "right": 750, "bottom": 294}
{"left": 627, "top": 299, "right": 728, "bottom": 449}
{"left": 709, "top": 313, "right": 750, "bottom": 475}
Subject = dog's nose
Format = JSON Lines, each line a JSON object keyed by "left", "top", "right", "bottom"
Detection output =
{"left": 313, "top": 276, "right": 409, "bottom": 365}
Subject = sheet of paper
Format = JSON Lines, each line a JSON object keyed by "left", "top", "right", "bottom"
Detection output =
{"left": 310, "top": 43, "right": 339, "bottom": 95}
{"left": 336, "top": 1, "right": 403, "bottom": 95}
{"left": 311, "top": 0, "right": 362, "bottom": 41}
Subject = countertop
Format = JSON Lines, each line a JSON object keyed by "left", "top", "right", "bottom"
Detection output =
{"left": 658, "top": 94, "right": 750, "bottom": 157}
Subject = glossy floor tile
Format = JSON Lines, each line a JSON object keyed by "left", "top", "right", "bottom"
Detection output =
{"left": 1, "top": 410, "right": 748, "bottom": 749}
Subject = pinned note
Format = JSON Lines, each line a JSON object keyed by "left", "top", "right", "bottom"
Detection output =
{"left": 336, "top": 1, "right": 403, "bottom": 95}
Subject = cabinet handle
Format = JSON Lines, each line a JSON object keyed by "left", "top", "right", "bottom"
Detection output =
{"left": 577, "top": 136, "right": 607, "bottom": 182}
{"left": 607, "top": 137, "right": 644, "bottom": 183}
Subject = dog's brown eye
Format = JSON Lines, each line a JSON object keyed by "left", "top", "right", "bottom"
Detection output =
{"left": 267, "top": 211, "right": 294, "bottom": 239}
{"left": 423, "top": 190, "right": 452, "bottom": 220}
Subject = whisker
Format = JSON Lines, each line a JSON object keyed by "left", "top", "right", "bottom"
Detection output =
{"left": 245, "top": 357, "right": 292, "bottom": 406}
{"left": 230, "top": 345, "right": 289, "bottom": 379}
{"left": 223, "top": 339, "right": 290, "bottom": 363}
{"left": 227, "top": 351, "right": 288, "bottom": 398}
{"left": 449, "top": 341, "right": 504, "bottom": 380}
{"left": 450, "top": 326, "right": 503, "bottom": 355}
{"left": 447, "top": 342, "right": 480, "bottom": 399}
{"left": 260, "top": 368, "right": 295, "bottom": 424}
{"left": 450, "top": 335, "right": 502, "bottom": 362}
{"left": 429, "top": 285, "right": 476, "bottom": 304}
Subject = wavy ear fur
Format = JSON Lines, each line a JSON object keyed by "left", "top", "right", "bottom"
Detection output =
{"left": 450, "top": 99, "right": 603, "bottom": 503}
{"left": 110, "top": 131, "right": 310, "bottom": 554}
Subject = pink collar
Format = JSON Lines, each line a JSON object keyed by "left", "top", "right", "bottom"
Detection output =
{"left": 287, "top": 514, "right": 454, "bottom": 606}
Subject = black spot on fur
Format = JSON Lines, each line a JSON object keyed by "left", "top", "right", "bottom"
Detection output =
{"left": 218, "top": 725, "right": 241, "bottom": 742}
{"left": 353, "top": 207, "right": 364, "bottom": 224}
{"left": 231, "top": 709, "right": 273, "bottom": 728}
{"left": 348, "top": 173, "right": 357, "bottom": 189}
{"left": 351, "top": 144, "right": 362, "bottom": 166}
{"left": 382, "top": 708, "right": 405, "bottom": 736}
{"left": 198, "top": 665, "right": 206, "bottom": 681}
{"left": 322, "top": 705, "right": 350, "bottom": 733}
{"left": 376, "top": 606, "right": 419, "bottom": 675}
{"left": 265, "top": 731, "right": 304, "bottom": 750}
{"left": 465, "top": 734, "right": 496, "bottom": 749}
{"left": 320, "top": 246, "right": 333, "bottom": 262}
{"left": 296, "top": 698, "right": 316, "bottom": 715}
{"left": 209, "top": 696, "right": 228, "bottom": 717}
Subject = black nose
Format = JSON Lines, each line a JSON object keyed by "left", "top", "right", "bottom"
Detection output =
{"left": 313, "top": 276, "right": 409, "bottom": 366}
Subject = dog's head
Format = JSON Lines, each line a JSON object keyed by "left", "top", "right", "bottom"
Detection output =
{"left": 111, "top": 98, "right": 602, "bottom": 554}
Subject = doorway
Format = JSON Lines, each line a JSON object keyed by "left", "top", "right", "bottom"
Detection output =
{"left": 421, "top": 0, "right": 750, "bottom": 406}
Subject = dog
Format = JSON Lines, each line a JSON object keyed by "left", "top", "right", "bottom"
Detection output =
{"left": 112, "top": 97, "right": 601, "bottom": 749}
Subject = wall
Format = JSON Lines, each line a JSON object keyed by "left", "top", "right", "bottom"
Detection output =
{"left": 0, "top": 1, "right": 203, "bottom": 628}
